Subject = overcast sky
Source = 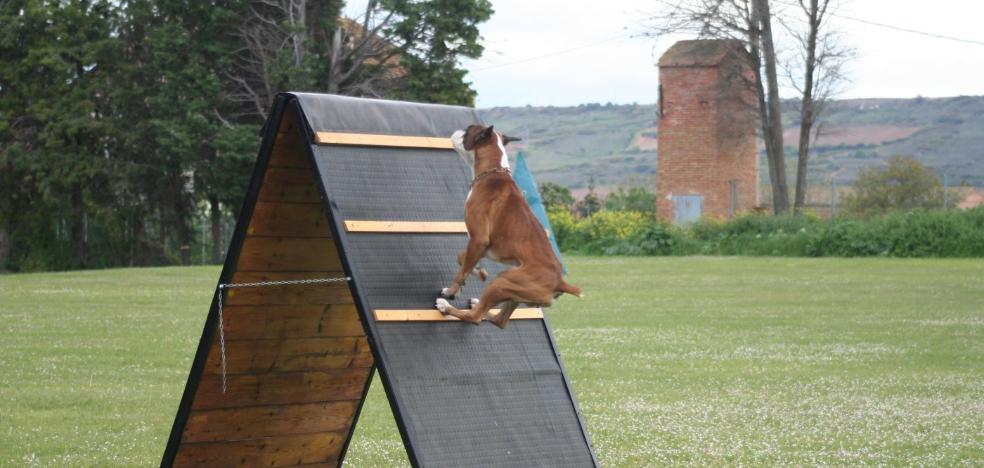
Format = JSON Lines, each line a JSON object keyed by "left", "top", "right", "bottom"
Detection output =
{"left": 433, "top": 0, "right": 984, "bottom": 107}
{"left": 465, "top": 0, "right": 984, "bottom": 107}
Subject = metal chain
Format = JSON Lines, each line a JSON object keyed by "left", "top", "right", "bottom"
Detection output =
{"left": 214, "top": 276, "right": 351, "bottom": 393}
{"left": 216, "top": 288, "right": 227, "bottom": 394}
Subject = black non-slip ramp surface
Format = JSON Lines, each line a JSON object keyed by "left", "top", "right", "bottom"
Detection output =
{"left": 162, "top": 93, "right": 596, "bottom": 468}
{"left": 312, "top": 134, "right": 595, "bottom": 467}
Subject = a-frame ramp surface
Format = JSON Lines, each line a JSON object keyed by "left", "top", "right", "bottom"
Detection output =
{"left": 162, "top": 93, "right": 597, "bottom": 467}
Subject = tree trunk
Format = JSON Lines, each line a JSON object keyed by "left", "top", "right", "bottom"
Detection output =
{"left": 209, "top": 195, "right": 223, "bottom": 263}
{"left": 71, "top": 184, "right": 87, "bottom": 268}
{"left": 794, "top": 0, "right": 820, "bottom": 212}
{"left": 747, "top": 37, "right": 779, "bottom": 211}
{"left": 756, "top": 0, "right": 790, "bottom": 214}
{"left": 0, "top": 226, "right": 11, "bottom": 271}
{"left": 175, "top": 201, "right": 192, "bottom": 266}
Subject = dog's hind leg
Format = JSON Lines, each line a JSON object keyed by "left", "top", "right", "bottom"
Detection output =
{"left": 488, "top": 301, "right": 519, "bottom": 329}
{"left": 438, "top": 273, "right": 514, "bottom": 324}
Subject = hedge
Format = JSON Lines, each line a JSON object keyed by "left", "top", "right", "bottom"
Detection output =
{"left": 547, "top": 206, "right": 984, "bottom": 258}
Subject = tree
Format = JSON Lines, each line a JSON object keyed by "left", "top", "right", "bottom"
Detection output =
{"left": 846, "top": 156, "right": 944, "bottom": 217}
{"left": 753, "top": 0, "right": 790, "bottom": 214}
{"left": 540, "top": 182, "right": 575, "bottom": 211}
{"left": 0, "top": 0, "right": 494, "bottom": 271}
{"left": 384, "top": 0, "right": 493, "bottom": 105}
{"left": 0, "top": 0, "right": 120, "bottom": 269}
{"left": 577, "top": 177, "right": 602, "bottom": 218}
{"left": 783, "top": 0, "right": 851, "bottom": 212}
{"left": 227, "top": 0, "right": 492, "bottom": 120}
{"left": 605, "top": 186, "right": 657, "bottom": 214}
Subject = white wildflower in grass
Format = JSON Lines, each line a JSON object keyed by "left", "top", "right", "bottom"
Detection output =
{"left": 1, "top": 258, "right": 983, "bottom": 466}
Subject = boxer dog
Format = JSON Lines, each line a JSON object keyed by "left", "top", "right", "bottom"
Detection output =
{"left": 435, "top": 124, "right": 582, "bottom": 329}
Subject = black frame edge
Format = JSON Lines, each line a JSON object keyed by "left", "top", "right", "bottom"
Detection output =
{"left": 542, "top": 314, "right": 601, "bottom": 467}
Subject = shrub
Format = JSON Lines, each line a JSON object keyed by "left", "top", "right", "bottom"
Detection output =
{"left": 689, "top": 213, "right": 821, "bottom": 256}
{"left": 604, "top": 186, "right": 657, "bottom": 214}
{"left": 846, "top": 155, "right": 944, "bottom": 217}
{"left": 547, "top": 206, "right": 577, "bottom": 251}
{"left": 808, "top": 208, "right": 984, "bottom": 257}
{"left": 550, "top": 204, "right": 984, "bottom": 258}
{"left": 573, "top": 210, "right": 651, "bottom": 254}
{"left": 603, "top": 223, "right": 686, "bottom": 256}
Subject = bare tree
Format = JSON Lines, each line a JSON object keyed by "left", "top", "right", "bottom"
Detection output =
{"left": 645, "top": 0, "right": 791, "bottom": 213}
{"left": 780, "top": 0, "right": 852, "bottom": 211}
{"left": 754, "top": 0, "right": 790, "bottom": 213}
{"left": 226, "top": 0, "right": 404, "bottom": 121}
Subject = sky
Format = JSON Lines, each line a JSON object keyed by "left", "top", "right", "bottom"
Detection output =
{"left": 345, "top": 1, "right": 984, "bottom": 108}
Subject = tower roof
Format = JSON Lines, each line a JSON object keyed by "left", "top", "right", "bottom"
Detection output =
{"left": 658, "top": 39, "right": 746, "bottom": 67}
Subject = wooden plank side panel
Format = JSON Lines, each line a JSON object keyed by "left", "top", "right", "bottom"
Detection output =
{"left": 257, "top": 168, "right": 321, "bottom": 204}
{"left": 268, "top": 140, "right": 310, "bottom": 169}
{"left": 277, "top": 106, "right": 302, "bottom": 135}
{"left": 182, "top": 401, "right": 360, "bottom": 443}
{"left": 236, "top": 237, "right": 342, "bottom": 272}
{"left": 174, "top": 432, "right": 344, "bottom": 468}
{"left": 344, "top": 220, "right": 467, "bottom": 233}
{"left": 268, "top": 109, "right": 309, "bottom": 169}
{"left": 221, "top": 304, "right": 364, "bottom": 339}
{"left": 203, "top": 337, "right": 372, "bottom": 375}
{"left": 224, "top": 282, "right": 352, "bottom": 307}
{"left": 191, "top": 369, "right": 370, "bottom": 410}
{"left": 315, "top": 132, "right": 453, "bottom": 149}
{"left": 374, "top": 308, "right": 544, "bottom": 322}
{"left": 248, "top": 202, "right": 332, "bottom": 238}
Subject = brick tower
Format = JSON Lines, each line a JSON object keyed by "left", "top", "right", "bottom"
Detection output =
{"left": 656, "top": 40, "right": 758, "bottom": 223}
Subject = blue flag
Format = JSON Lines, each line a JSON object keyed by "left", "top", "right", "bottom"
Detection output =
{"left": 513, "top": 152, "right": 567, "bottom": 273}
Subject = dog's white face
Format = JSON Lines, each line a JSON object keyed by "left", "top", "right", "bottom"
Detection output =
{"left": 451, "top": 129, "right": 475, "bottom": 173}
{"left": 451, "top": 128, "right": 510, "bottom": 174}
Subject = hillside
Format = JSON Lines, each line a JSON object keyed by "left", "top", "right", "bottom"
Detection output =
{"left": 480, "top": 96, "right": 984, "bottom": 190}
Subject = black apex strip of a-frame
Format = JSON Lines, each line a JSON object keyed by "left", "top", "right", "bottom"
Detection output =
{"left": 161, "top": 92, "right": 597, "bottom": 468}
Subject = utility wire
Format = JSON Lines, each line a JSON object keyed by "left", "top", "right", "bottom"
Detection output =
{"left": 472, "top": 3, "right": 984, "bottom": 73}
{"left": 829, "top": 11, "right": 984, "bottom": 46}
{"left": 471, "top": 29, "right": 636, "bottom": 72}
{"left": 772, "top": 0, "right": 984, "bottom": 46}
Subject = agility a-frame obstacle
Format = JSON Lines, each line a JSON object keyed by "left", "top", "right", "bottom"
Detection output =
{"left": 161, "top": 93, "right": 597, "bottom": 467}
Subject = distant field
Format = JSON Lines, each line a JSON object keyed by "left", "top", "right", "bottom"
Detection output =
{"left": 483, "top": 96, "right": 984, "bottom": 189}
{"left": 2, "top": 257, "right": 983, "bottom": 466}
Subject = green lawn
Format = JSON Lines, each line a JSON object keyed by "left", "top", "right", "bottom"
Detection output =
{"left": 1, "top": 257, "right": 982, "bottom": 466}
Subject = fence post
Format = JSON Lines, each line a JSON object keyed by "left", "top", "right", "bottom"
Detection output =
{"left": 943, "top": 172, "right": 949, "bottom": 209}
{"left": 729, "top": 179, "right": 737, "bottom": 219}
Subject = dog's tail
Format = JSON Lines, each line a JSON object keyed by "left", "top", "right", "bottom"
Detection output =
{"left": 559, "top": 281, "right": 584, "bottom": 298}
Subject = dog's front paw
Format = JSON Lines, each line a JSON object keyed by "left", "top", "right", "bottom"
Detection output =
{"left": 435, "top": 298, "right": 451, "bottom": 314}
{"left": 469, "top": 298, "right": 480, "bottom": 308}
{"left": 439, "top": 288, "right": 456, "bottom": 300}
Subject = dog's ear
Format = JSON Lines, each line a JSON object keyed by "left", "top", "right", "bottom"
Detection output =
{"left": 502, "top": 134, "right": 522, "bottom": 146}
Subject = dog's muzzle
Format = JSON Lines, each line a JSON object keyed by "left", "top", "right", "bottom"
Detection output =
{"left": 451, "top": 129, "right": 475, "bottom": 168}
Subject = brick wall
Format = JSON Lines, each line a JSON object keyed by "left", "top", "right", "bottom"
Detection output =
{"left": 656, "top": 41, "right": 758, "bottom": 222}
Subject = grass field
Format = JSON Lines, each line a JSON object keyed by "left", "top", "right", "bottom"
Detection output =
{"left": 1, "top": 257, "right": 983, "bottom": 466}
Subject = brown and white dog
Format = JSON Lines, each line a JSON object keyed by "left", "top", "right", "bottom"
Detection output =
{"left": 435, "top": 124, "right": 582, "bottom": 329}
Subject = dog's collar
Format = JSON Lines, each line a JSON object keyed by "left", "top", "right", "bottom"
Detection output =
{"left": 470, "top": 167, "right": 511, "bottom": 187}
